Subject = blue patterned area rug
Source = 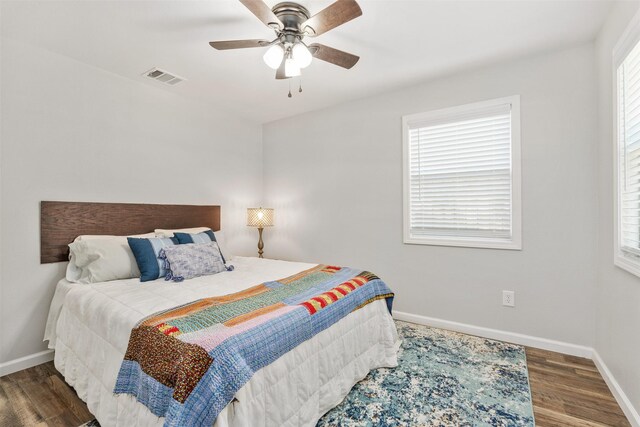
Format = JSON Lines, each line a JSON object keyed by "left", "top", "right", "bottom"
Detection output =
{"left": 79, "top": 321, "right": 534, "bottom": 427}
{"left": 317, "top": 320, "right": 535, "bottom": 427}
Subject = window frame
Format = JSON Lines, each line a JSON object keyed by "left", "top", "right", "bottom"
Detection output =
{"left": 613, "top": 11, "right": 640, "bottom": 278}
{"left": 402, "top": 95, "right": 522, "bottom": 250}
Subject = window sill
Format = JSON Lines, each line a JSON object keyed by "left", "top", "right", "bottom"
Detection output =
{"left": 403, "top": 236, "right": 522, "bottom": 251}
{"left": 614, "top": 253, "right": 640, "bottom": 279}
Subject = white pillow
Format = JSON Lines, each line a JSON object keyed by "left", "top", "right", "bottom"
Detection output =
{"left": 65, "top": 233, "right": 156, "bottom": 283}
{"left": 68, "top": 239, "right": 141, "bottom": 284}
{"left": 213, "top": 230, "right": 232, "bottom": 262}
{"left": 75, "top": 232, "right": 155, "bottom": 241}
{"left": 66, "top": 252, "right": 84, "bottom": 283}
{"left": 154, "top": 227, "right": 211, "bottom": 238}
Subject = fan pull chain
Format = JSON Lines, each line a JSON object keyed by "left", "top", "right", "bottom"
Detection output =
{"left": 299, "top": 78, "right": 302, "bottom": 93}
{"left": 288, "top": 80, "right": 292, "bottom": 98}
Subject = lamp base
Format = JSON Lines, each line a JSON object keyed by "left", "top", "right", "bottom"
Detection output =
{"left": 257, "top": 227, "right": 264, "bottom": 258}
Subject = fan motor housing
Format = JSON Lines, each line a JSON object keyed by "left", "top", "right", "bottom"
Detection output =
{"left": 272, "top": 2, "right": 310, "bottom": 35}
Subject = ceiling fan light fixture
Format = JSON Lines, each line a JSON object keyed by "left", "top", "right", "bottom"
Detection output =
{"left": 210, "top": 0, "right": 362, "bottom": 88}
{"left": 292, "top": 43, "right": 312, "bottom": 68}
{"left": 263, "top": 44, "right": 285, "bottom": 69}
{"left": 285, "top": 57, "right": 301, "bottom": 77}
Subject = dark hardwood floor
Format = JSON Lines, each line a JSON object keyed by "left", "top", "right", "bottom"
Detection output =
{"left": 526, "top": 347, "right": 630, "bottom": 426}
{"left": 0, "top": 348, "right": 631, "bottom": 426}
{"left": 0, "top": 362, "right": 93, "bottom": 427}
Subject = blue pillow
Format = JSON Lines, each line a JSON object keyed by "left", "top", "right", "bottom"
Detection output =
{"left": 174, "top": 231, "right": 226, "bottom": 263}
{"left": 127, "top": 237, "right": 178, "bottom": 282}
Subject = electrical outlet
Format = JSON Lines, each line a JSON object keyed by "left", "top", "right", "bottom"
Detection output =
{"left": 502, "top": 290, "right": 515, "bottom": 307}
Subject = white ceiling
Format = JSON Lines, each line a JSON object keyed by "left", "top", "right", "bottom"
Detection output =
{"left": 1, "top": 0, "right": 615, "bottom": 123}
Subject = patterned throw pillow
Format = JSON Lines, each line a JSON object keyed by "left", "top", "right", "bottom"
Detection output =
{"left": 127, "top": 237, "right": 178, "bottom": 282}
{"left": 159, "top": 242, "right": 228, "bottom": 282}
{"left": 174, "top": 231, "right": 226, "bottom": 263}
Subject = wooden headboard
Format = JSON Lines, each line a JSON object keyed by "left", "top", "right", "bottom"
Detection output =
{"left": 40, "top": 201, "right": 221, "bottom": 263}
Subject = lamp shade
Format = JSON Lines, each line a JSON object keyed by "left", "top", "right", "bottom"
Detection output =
{"left": 247, "top": 207, "right": 274, "bottom": 228}
{"left": 292, "top": 43, "right": 312, "bottom": 68}
{"left": 263, "top": 45, "right": 284, "bottom": 70}
{"left": 284, "top": 58, "right": 301, "bottom": 77}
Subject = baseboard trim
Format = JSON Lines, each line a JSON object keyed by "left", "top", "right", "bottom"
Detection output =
{"left": 392, "top": 311, "right": 593, "bottom": 358}
{"left": 0, "top": 349, "right": 54, "bottom": 377}
{"left": 592, "top": 350, "right": 640, "bottom": 427}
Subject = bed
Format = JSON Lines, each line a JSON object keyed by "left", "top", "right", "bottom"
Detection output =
{"left": 41, "top": 202, "right": 400, "bottom": 427}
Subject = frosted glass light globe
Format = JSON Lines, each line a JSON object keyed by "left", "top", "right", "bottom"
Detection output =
{"left": 285, "top": 58, "right": 301, "bottom": 77}
{"left": 292, "top": 43, "right": 312, "bottom": 68}
{"left": 263, "top": 45, "right": 284, "bottom": 70}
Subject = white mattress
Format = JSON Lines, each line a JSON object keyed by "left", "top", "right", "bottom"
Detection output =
{"left": 45, "top": 256, "right": 400, "bottom": 427}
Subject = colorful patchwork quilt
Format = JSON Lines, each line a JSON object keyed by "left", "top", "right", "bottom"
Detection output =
{"left": 114, "top": 264, "right": 394, "bottom": 427}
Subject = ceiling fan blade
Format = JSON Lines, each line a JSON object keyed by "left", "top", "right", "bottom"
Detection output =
{"left": 209, "top": 39, "right": 271, "bottom": 50}
{"left": 309, "top": 43, "right": 359, "bottom": 69}
{"left": 239, "top": 0, "right": 283, "bottom": 30}
{"left": 275, "top": 57, "right": 289, "bottom": 79}
{"left": 301, "top": 0, "right": 362, "bottom": 36}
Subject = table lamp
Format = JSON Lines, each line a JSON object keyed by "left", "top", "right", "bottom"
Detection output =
{"left": 247, "top": 207, "right": 274, "bottom": 258}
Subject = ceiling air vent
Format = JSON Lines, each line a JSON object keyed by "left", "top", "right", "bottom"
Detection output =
{"left": 143, "top": 68, "right": 185, "bottom": 86}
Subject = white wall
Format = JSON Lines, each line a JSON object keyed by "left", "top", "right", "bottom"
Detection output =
{"left": 595, "top": 0, "right": 640, "bottom": 415}
{"left": 263, "top": 44, "right": 599, "bottom": 347}
{"left": 0, "top": 38, "right": 263, "bottom": 364}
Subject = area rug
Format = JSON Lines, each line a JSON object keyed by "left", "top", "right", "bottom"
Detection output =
{"left": 317, "top": 320, "right": 535, "bottom": 426}
{"left": 79, "top": 321, "right": 534, "bottom": 427}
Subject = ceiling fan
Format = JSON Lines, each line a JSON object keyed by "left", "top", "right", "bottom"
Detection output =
{"left": 209, "top": 0, "right": 362, "bottom": 82}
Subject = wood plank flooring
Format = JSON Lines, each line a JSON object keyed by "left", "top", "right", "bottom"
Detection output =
{"left": 526, "top": 347, "right": 630, "bottom": 426}
{"left": 0, "top": 362, "right": 93, "bottom": 427}
{"left": 0, "top": 348, "right": 631, "bottom": 426}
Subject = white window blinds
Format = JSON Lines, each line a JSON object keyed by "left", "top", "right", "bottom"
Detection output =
{"left": 404, "top": 98, "right": 520, "bottom": 248}
{"left": 618, "top": 39, "right": 640, "bottom": 258}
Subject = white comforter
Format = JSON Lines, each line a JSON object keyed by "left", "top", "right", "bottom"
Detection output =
{"left": 45, "top": 256, "right": 399, "bottom": 427}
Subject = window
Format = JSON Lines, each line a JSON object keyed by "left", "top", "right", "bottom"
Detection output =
{"left": 615, "top": 22, "right": 640, "bottom": 277}
{"left": 403, "top": 96, "right": 521, "bottom": 250}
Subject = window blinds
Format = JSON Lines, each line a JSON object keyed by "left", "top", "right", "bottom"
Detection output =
{"left": 618, "top": 39, "right": 640, "bottom": 257}
{"left": 407, "top": 103, "right": 513, "bottom": 240}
